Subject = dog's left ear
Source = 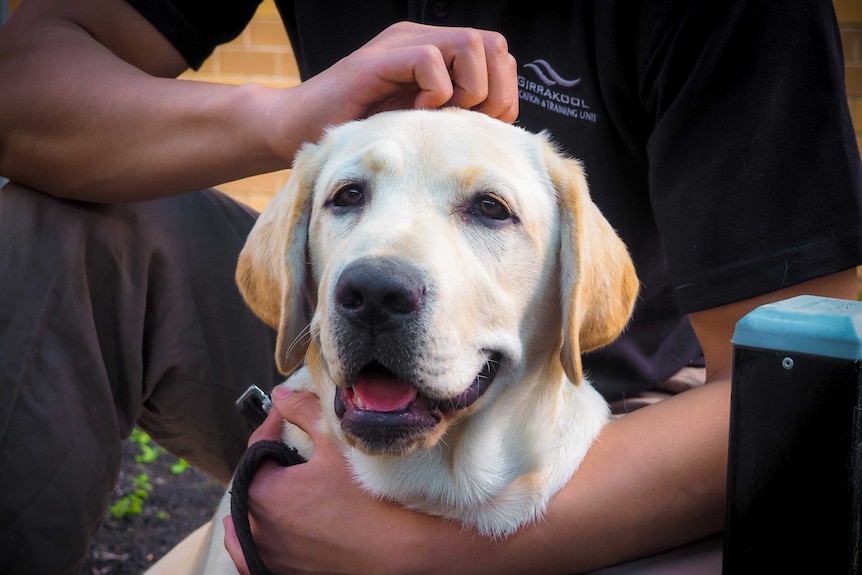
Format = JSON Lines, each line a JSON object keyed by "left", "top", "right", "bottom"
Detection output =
{"left": 542, "top": 141, "right": 640, "bottom": 385}
{"left": 235, "top": 142, "right": 322, "bottom": 374}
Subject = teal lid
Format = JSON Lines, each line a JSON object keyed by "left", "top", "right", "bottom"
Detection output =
{"left": 731, "top": 295, "right": 862, "bottom": 360}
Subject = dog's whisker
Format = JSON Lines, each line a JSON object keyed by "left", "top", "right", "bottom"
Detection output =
{"left": 284, "top": 323, "right": 312, "bottom": 360}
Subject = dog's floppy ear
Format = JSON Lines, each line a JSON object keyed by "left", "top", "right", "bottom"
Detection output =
{"left": 235, "top": 143, "right": 321, "bottom": 374}
{"left": 542, "top": 140, "right": 639, "bottom": 385}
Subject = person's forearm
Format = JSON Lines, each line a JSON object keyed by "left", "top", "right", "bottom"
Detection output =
{"left": 413, "top": 380, "right": 728, "bottom": 574}
{"left": 1, "top": 3, "right": 517, "bottom": 203}
{"left": 0, "top": 23, "right": 303, "bottom": 202}
{"left": 239, "top": 380, "right": 729, "bottom": 575}
{"left": 386, "top": 381, "right": 729, "bottom": 575}
{"left": 525, "top": 380, "right": 727, "bottom": 572}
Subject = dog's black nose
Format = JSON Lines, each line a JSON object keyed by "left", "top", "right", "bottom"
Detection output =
{"left": 334, "top": 257, "right": 425, "bottom": 328}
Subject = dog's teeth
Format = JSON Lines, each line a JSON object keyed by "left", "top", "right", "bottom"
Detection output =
{"left": 354, "top": 394, "right": 367, "bottom": 410}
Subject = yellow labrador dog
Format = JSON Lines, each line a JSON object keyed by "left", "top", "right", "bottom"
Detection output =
{"left": 192, "top": 108, "right": 638, "bottom": 573}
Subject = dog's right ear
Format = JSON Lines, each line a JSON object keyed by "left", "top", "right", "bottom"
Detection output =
{"left": 235, "top": 143, "right": 321, "bottom": 374}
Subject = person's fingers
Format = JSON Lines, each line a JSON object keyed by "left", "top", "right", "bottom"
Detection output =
{"left": 223, "top": 515, "right": 252, "bottom": 575}
{"left": 472, "top": 48, "right": 519, "bottom": 122}
{"left": 246, "top": 398, "right": 286, "bottom": 446}
{"left": 443, "top": 28, "right": 490, "bottom": 110}
{"left": 358, "top": 22, "right": 518, "bottom": 121}
{"left": 418, "top": 27, "right": 518, "bottom": 120}
{"left": 368, "top": 44, "right": 455, "bottom": 110}
{"left": 269, "top": 386, "right": 331, "bottom": 443}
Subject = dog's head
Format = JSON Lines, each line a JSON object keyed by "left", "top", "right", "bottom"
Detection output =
{"left": 237, "top": 109, "right": 637, "bottom": 456}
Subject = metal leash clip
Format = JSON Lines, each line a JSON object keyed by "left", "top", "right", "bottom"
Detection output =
{"left": 235, "top": 385, "right": 272, "bottom": 428}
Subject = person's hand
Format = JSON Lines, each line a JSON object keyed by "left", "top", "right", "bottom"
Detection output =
{"left": 223, "top": 385, "right": 467, "bottom": 575}
{"left": 325, "top": 21, "right": 518, "bottom": 122}
{"left": 263, "top": 21, "right": 519, "bottom": 163}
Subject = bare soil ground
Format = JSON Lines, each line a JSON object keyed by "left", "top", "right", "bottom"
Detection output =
{"left": 79, "top": 437, "right": 225, "bottom": 575}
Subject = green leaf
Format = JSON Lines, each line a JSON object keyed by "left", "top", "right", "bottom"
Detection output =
{"left": 170, "top": 458, "right": 189, "bottom": 475}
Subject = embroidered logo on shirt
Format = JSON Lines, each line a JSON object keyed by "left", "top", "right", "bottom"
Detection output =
{"left": 523, "top": 59, "right": 581, "bottom": 88}
{"left": 519, "top": 59, "right": 597, "bottom": 123}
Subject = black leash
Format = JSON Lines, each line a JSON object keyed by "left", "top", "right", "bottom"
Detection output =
{"left": 230, "top": 439, "right": 306, "bottom": 575}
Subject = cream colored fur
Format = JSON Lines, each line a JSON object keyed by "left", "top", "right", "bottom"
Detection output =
{"left": 195, "top": 109, "right": 638, "bottom": 573}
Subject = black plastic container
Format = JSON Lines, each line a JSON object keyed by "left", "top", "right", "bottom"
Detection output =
{"left": 724, "top": 295, "right": 862, "bottom": 574}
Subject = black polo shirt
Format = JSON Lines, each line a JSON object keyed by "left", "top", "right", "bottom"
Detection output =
{"left": 126, "top": 0, "right": 862, "bottom": 400}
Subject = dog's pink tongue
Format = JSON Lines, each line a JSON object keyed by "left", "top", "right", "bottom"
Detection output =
{"left": 353, "top": 373, "right": 417, "bottom": 412}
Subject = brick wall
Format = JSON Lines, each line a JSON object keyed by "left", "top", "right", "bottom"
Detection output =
{"left": 838, "top": 1, "right": 862, "bottom": 159}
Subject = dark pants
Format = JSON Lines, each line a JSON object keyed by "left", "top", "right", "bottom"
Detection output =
{"left": 0, "top": 183, "right": 280, "bottom": 575}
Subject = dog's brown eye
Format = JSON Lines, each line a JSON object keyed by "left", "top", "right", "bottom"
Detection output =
{"left": 332, "top": 184, "right": 365, "bottom": 208}
{"left": 471, "top": 194, "right": 512, "bottom": 221}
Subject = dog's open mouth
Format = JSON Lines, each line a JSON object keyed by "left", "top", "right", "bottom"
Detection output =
{"left": 333, "top": 352, "right": 501, "bottom": 452}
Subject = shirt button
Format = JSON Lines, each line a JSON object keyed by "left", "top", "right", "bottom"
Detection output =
{"left": 431, "top": 1, "right": 451, "bottom": 18}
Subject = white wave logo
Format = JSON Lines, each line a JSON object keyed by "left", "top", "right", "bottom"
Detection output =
{"left": 523, "top": 59, "right": 580, "bottom": 88}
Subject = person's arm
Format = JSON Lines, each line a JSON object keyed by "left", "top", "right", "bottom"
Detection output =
{"left": 224, "top": 268, "right": 857, "bottom": 575}
{"left": 0, "top": 0, "right": 516, "bottom": 202}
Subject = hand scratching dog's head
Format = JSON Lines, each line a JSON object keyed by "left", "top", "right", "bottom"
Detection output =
{"left": 236, "top": 109, "right": 637, "bottom": 534}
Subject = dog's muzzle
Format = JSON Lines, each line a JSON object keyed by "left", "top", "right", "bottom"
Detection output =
{"left": 329, "top": 256, "right": 501, "bottom": 453}
{"left": 333, "top": 354, "right": 501, "bottom": 454}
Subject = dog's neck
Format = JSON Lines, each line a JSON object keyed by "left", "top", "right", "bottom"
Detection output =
{"left": 341, "top": 361, "right": 608, "bottom": 538}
